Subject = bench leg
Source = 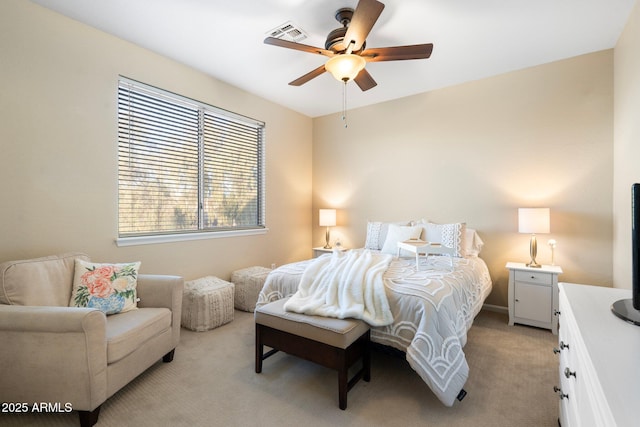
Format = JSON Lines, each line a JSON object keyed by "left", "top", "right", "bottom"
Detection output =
{"left": 363, "top": 330, "right": 371, "bottom": 382}
{"left": 255, "top": 323, "right": 263, "bottom": 373}
{"left": 338, "top": 351, "right": 348, "bottom": 410}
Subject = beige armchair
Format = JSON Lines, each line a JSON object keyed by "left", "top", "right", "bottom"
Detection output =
{"left": 0, "top": 253, "right": 183, "bottom": 427}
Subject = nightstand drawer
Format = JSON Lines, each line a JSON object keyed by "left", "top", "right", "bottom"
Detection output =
{"left": 514, "top": 270, "right": 552, "bottom": 285}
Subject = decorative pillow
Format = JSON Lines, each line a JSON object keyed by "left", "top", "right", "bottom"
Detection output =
{"left": 69, "top": 259, "right": 141, "bottom": 315}
{"left": 381, "top": 224, "right": 423, "bottom": 255}
{"left": 425, "top": 222, "right": 467, "bottom": 257}
{"left": 364, "top": 221, "right": 384, "bottom": 250}
{"left": 465, "top": 228, "right": 484, "bottom": 257}
{"left": 365, "top": 220, "right": 413, "bottom": 250}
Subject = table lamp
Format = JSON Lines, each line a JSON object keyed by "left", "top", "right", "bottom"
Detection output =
{"left": 319, "top": 209, "right": 337, "bottom": 249}
{"left": 518, "top": 208, "right": 550, "bottom": 268}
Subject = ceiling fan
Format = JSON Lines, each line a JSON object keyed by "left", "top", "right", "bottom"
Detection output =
{"left": 264, "top": 0, "right": 434, "bottom": 91}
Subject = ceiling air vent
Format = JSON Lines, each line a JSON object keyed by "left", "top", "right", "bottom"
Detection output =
{"left": 266, "top": 21, "right": 308, "bottom": 43}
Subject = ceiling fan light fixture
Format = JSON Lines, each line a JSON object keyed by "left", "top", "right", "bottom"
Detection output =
{"left": 325, "top": 54, "right": 366, "bottom": 82}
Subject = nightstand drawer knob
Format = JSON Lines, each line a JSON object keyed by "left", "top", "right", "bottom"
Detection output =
{"left": 553, "top": 347, "right": 561, "bottom": 354}
{"left": 564, "top": 367, "right": 577, "bottom": 379}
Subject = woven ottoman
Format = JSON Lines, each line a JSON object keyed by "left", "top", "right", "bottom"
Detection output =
{"left": 181, "top": 276, "right": 234, "bottom": 331}
{"left": 231, "top": 266, "right": 272, "bottom": 312}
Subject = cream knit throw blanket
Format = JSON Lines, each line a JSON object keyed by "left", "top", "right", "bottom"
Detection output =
{"left": 283, "top": 249, "right": 393, "bottom": 326}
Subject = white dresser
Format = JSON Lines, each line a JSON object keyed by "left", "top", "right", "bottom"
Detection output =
{"left": 557, "top": 282, "right": 640, "bottom": 427}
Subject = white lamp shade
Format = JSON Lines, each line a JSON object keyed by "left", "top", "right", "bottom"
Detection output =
{"left": 518, "top": 208, "right": 550, "bottom": 234}
{"left": 325, "top": 54, "right": 366, "bottom": 82}
{"left": 319, "top": 209, "right": 337, "bottom": 227}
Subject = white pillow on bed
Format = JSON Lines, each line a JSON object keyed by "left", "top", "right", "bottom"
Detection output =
{"left": 365, "top": 220, "right": 412, "bottom": 250}
{"left": 416, "top": 220, "right": 484, "bottom": 257}
{"left": 364, "top": 221, "right": 384, "bottom": 250}
{"left": 423, "top": 221, "right": 467, "bottom": 258}
{"left": 464, "top": 228, "right": 484, "bottom": 257}
{"left": 380, "top": 224, "right": 423, "bottom": 255}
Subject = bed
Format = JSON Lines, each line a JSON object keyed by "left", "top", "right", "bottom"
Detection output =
{"left": 255, "top": 221, "right": 493, "bottom": 406}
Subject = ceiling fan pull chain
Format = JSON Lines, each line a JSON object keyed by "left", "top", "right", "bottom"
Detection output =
{"left": 342, "top": 80, "right": 348, "bottom": 128}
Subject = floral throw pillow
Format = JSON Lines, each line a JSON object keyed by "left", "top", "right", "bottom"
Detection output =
{"left": 69, "top": 259, "right": 141, "bottom": 315}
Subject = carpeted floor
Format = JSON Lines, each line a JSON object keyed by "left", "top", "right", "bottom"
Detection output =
{"left": 3, "top": 309, "right": 559, "bottom": 427}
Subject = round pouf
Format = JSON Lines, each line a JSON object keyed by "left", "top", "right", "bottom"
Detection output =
{"left": 181, "top": 276, "right": 234, "bottom": 331}
{"left": 231, "top": 266, "right": 272, "bottom": 312}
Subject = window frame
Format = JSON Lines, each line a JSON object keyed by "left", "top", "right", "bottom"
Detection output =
{"left": 115, "top": 77, "right": 267, "bottom": 247}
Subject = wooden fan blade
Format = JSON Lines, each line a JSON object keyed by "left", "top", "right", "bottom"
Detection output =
{"left": 344, "top": 0, "right": 385, "bottom": 52}
{"left": 289, "top": 64, "right": 327, "bottom": 86}
{"left": 354, "top": 68, "right": 377, "bottom": 91}
{"left": 361, "top": 44, "right": 434, "bottom": 62}
{"left": 264, "top": 37, "right": 335, "bottom": 57}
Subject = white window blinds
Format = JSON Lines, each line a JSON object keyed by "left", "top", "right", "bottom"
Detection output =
{"left": 118, "top": 78, "right": 265, "bottom": 238}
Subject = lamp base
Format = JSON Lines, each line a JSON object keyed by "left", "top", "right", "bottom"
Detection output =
{"left": 527, "top": 234, "right": 541, "bottom": 268}
{"left": 324, "top": 227, "right": 332, "bottom": 250}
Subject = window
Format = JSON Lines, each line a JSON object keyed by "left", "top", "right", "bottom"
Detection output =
{"left": 117, "top": 78, "right": 265, "bottom": 244}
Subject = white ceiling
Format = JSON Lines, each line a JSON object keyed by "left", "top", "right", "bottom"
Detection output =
{"left": 32, "top": 0, "right": 636, "bottom": 118}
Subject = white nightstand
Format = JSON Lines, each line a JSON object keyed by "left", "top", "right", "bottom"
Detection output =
{"left": 506, "top": 262, "right": 563, "bottom": 334}
{"left": 312, "top": 247, "right": 347, "bottom": 258}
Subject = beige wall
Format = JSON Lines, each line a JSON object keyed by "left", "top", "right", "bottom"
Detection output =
{"left": 613, "top": 1, "right": 640, "bottom": 289}
{"left": 1, "top": 0, "right": 627, "bottom": 307}
{"left": 0, "top": 0, "right": 313, "bottom": 281}
{"left": 313, "top": 51, "right": 614, "bottom": 307}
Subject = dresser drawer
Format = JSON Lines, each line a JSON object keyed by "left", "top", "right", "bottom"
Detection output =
{"left": 514, "top": 270, "right": 552, "bottom": 285}
{"left": 558, "top": 368, "right": 579, "bottom": 427}
{"left": 558, "top": 294, "right": 582, "bottom": 426}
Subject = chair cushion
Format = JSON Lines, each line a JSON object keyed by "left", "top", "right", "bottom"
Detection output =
{"left": 0, "top": 253, "right": 89, "bottom": 306}
{"left": 255, "top": 297, "right": 370, "bottom": 349}
{"left": 106, "top": 307, "right": 171, "bottom": 364}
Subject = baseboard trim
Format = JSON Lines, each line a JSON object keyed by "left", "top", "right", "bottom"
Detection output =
{"left": 482, "top": 303, "right": 508, "bottom": 314}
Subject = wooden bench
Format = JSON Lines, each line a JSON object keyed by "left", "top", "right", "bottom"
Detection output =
{"left": 255, "top": 297, "right": 371, "bottom": 410}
